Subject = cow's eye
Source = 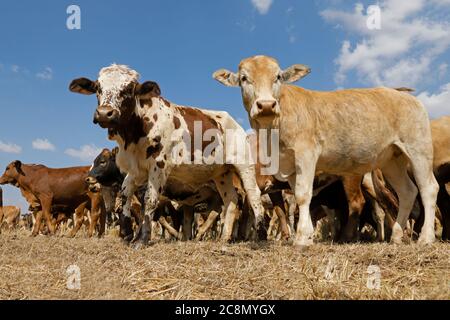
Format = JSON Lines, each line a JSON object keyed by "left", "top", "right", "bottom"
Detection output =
{"left": 100, "top": 161, "right": 107, "bottom": 166}
{"left": 241, "top": 76, "right": 247, "bottom": 83}
{"left": 276, "top": 74, "right": 282, "bottom": 82}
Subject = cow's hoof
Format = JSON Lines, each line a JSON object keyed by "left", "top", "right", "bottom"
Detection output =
{"left": 390, "top": 224, "right": 404, "bottom": 244}
{"left": 280, "top": 238, "right": 293, "bottom": 246}
{"left": 293, "top": 237, "right": 313, "bottom": 249}
{"left": 256, "top": 222, "right": 268, "bottom": 241}
{"left": 119, "top": 216, "right": 134, "bottom": 242}
{"left": 339, "top": 232, "right": 357, "bottom": 243}
{"left": 122, "top": 234, "right": 134, "bottom": 244}
{"left": 219, "top": 237, "right": 234, "bottom": 244}
{"left": 417, "top": 233, "right": 435, "bottom": 245}
{"left": 390, "top": 235, "right": 403, "bottom": 245}
{"left": 131, "top": 241, "right": 147, "bottom": 250}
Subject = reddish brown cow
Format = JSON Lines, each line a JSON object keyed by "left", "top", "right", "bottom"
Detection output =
{"left": 0, "top": 161, "right": 91, "bottom": 236}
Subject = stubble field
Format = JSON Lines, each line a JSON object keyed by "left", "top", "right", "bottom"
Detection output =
{"left": 0, "top": 229, "right": 448, "bottom": 300}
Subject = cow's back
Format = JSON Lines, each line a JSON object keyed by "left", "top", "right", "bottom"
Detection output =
{"left": 279, "top": 85, "right": 432, "bottom": 174}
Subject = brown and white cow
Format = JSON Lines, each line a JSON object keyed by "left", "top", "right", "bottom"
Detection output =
{"left": 69, "top": 64, "right": 265, "bottom": 246}
{"left": 214, "top": 55, "right": 439, "bottom": 246}
{"left": 0, "top": 161, "right": 92, "bottom": 236}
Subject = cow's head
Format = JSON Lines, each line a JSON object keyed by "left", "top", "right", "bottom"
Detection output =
{"left": 86, "top": 148, "right": 122, "bottom": 187}
{"left": 0, "top": 161, "right": 25, "bottom": 185}
{"left": 213, "top": 55, "right": 310, "bottom": 125}
{"left": 69, "top": 64, "right": 161, "bottom": 128}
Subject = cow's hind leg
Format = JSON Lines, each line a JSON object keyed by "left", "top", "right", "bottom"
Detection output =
{"left": 268, "top": 191, "right": 290, "bottom": 241}
{"left": 69, "top": 203, "right": 87, "bottom": 237}
{"left": 340, "top": 176, "right": 365, "bottom": 242}
{"left": 408, "top": 157, "right": 439, "bottom": 244}
{"left": 381, "top": 153, "right": 419, "bottom": 244}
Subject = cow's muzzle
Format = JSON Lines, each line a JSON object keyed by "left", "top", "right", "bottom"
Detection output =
{"left": 93, "top": 105, "right": 119, "bottom": 127}
{"left": 252, "top": 100, "right": 280, "bottom": 120}
{"left": 85, "top": 176, "right": 97, "bottom": 185}
{"left": 0, "top": 175, "right": 9, "bottom": 185}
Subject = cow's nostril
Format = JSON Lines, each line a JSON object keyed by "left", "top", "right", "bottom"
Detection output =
{"left": 257, "top": 102, "right": 263, "bottom": 110}
{"left": 106, "top": 111, "right": 114, "bottom": 118}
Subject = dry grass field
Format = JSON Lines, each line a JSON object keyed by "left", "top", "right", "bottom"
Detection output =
{"left": 0, "top": 229, "right": 449, "bottom": 300}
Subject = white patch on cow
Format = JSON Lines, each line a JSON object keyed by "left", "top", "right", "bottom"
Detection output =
{"left": 98, "top": 64, "right": 140, "bottom": 109}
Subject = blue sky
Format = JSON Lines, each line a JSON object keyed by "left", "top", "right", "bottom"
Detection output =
{"left": 1, "top": 0, "right": 449, "bottom": 210}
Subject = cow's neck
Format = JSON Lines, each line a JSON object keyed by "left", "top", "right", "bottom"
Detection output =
{"left": 110, "top": 98, "right": 147, "bottom": 150}
{"left": 15, "top": 166, "right": 35, "bottom": 193}
{"left": 278, "top": 85, "right": 315, "bottom": 144}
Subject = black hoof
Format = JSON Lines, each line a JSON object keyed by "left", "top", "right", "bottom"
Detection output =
{"left": 132, "top": 216, "right": 150, "bottom": 247}
{"left": 119, "top": 215, "right": 134, "bottom": 242}
{"left": 256, "top": 221, "right": 268, "bottom": 241}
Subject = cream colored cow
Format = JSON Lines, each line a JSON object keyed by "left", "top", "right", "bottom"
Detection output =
{"left": 214, "top": 55, "right": 439, "bottom": 247}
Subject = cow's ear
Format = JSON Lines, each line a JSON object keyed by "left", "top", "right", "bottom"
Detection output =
{"left": 111, "top": 147, "right": 119, "bottom": 157}
{"left": 69, "top": 78, "right": 97, "bottom": 95}
{"left": 13, "top": 160, "right": 25, "bottom": 176}
{"left": 135, "top": 81, "right": 161, "bottom": 99}
{"left": 281, "top": 64, "right": 311, "bottom": 83}
{"left": 213, "top": 69, "right": 239, "bottom": 87}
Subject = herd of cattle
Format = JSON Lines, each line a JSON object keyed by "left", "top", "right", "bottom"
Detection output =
{"left": 0, "top": 55, "right": 449, "bottom": 248}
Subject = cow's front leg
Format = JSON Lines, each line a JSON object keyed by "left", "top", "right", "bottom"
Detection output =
{"left": 120, "top": 175, "right": 138, "bottom": 242}
{"left": 40, "top": 196, "right": 56, "bottom": 235}
{"left": 133, "top": 167, "right": 168, "bottom": 249}
{"left": 289, "top": 150, "right": 318, "bottom": 248}
{"left": 235, "top": 164, "right": 267, "bottom": 241}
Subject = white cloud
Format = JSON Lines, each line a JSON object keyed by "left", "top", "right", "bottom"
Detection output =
{"left": 36, "top": 67, "right": 53, "bottom": 80}
{"left": 11, "top": 65, "right": 20, "bottom": 73}
{"left": 65, "top": 144, "right": 102, "bottom": 162}
{"left": 32, "top": 138, "right": 56, "bottom": 151}
{"left": 438, "top": 63, "right": 448, "bottom": 79}
{"left": 321, "top": 0, "right": 450, "bottom": 87}
{"left": 0, "top": 141, "right": 22, "bottom": 154}
{"left": 418, "top": 83, "right": 450, "bottom": 118}
{"left": 251, "top": 0, "right": 273, "bottom": 15}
